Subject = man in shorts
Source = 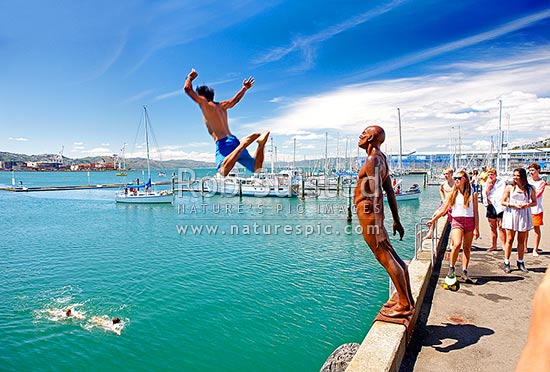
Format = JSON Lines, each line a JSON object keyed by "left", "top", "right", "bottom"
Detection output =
{"left": 485, "top": 168, "right": 506, "bottom": 251}
{"left": 529, "top": 163, "right": 546, "bottom": 256}
{"left": 184, "top": 68, "right": 270, "bottom": 176}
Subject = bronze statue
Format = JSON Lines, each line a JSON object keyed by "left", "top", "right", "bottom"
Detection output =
{"left": 353, "top": 125, "right": 414, "bottom": 318}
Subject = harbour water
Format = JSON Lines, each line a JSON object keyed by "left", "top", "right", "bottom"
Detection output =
{"left": 0, "top": 170, "right": 440, "bottom": 371}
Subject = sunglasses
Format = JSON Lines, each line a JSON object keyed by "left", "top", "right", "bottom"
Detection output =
{"left": 453, "top": 176, "right": 463, "bottom": 180}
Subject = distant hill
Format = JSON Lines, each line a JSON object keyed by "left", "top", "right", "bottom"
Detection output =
{"left": 0, "top": 151, "right": 215, "bottom": 169}
{"left": 511, "top": 137, "right": 550, "bottom": 150}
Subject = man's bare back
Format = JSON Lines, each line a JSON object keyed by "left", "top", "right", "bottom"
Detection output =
{"left": 196, "top": 101, "right": 231, "bottom": 142}
{"left": 183, "top": 68, "right": 269, "bottom": 176}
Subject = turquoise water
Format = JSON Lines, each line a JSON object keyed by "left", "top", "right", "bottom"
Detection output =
{"left": 0, "top": 171, "right": 440, "bottom": 372}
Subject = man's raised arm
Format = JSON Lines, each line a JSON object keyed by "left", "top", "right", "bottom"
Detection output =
{"left": 222, "top": 77, "right": 254, "bottom": 109}
{"left": 184, "top": 68, "right": 204, "bottom": 104}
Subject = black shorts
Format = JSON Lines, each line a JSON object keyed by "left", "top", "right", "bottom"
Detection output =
{"left": 486, "top": 204, "right": 503, "bottom": 219}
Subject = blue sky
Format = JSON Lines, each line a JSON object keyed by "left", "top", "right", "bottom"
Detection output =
{"left": 1, "top": 0, "right": 549, "bottom": 163}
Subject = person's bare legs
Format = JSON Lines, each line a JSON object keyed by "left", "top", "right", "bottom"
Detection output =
{"left": 218, "top": 133, "right": 260, "bottom": 176}
{"left": 504, "top": 229, "right": 515, "bottom": 262}
{"left": 533, "top": 226, "right": 541, "bottom": 255}
{"left": 462, "top": 231, "right": 474, "bottom": 272}
{"left": 523, "top": 230, "right": 529, "bottom": 253}
{"left": 253, "top": 131, "right": 270, "bottom": 172}
{"left": 449, "top": 228, "right": 463, "bottom": 269}
{"left": 517, "top": 231, "right": 528, "bottom": 261}
{"left": 488, "top": 218, "right": 498, "bottom": 251}
{"left": 497, "top": 217, "right": 506, "bottom": 248}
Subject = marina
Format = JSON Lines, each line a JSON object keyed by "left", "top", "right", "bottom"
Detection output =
{"left": 2, "top": 1, "right": 548, "bottom": 371}
{"left": 0, "top": 170, "right": 435, "bottom": 372}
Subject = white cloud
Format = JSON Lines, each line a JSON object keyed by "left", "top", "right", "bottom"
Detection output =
{"left": 242, "top": 48, "right": 550, "bottom": 158}
{"left": 81, "top": 147, "right": 113, "bottom": 156}
{"left": 293, "top": 132, "right": 326, "bottom": 141}
{"left": 123, "top": 89, "right": 154, "bottom": 104}
{"left": 356, "top": 9, "right": 550, "bottom": 79}
{"left": 254, "top": 0, "right": 409, "bottom": 70}
{"left": 8, "top": 137, "right": 29, "bottom": 142}
{"left": 73, "top": 141, "right": 84, "bottom": 145}
{"left": 153, "top": 89, "right": 183, "bottom": 101}
{"left": 126, "top": 144, "right": 214, "bottom": 162}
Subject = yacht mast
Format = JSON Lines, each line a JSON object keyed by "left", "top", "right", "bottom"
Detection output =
{"left": 270, "top": 137, "right": 275, "bottom": 173}
{"left": 144, "top": 105, "right": 151, "bottom": 181}
{"left": 293, "top": 138, "right": 296, "bottom": 170}
{"left": 324, "top": 132, "right": 328, "bottom": 176}
{"left": 496, "top": 100, "right": 502, "bottom": 173}
{"left": 397, "top": 108, "right": 403, "bottom": 172}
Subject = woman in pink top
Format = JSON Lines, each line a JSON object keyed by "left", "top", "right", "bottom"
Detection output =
{"left": 428, "top": 170, "right": 479, "bottom": 280}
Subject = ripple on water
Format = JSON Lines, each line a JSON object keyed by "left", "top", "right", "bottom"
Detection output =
{"left": 0, "top": 174, "right": 440, "bottom": 372}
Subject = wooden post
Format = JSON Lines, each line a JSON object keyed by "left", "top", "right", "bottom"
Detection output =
{"left": 347, "top": 184, "right": 352, "bottom": 222}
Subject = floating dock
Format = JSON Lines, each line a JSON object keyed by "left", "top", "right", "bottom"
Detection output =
{"left": 0, "top": 184, "right": 126, "bottom": 192}
{"left": 0, "top": 180, "right": 176, "bottom": 193}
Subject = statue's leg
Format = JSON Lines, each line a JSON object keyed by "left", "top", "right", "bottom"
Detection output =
{"left": 385, "top": 242, "right": 415, "bottom": 307}
{"left": 374, "top": 240, "right": 413, "bottom": 317}
{"left": 356, "top": 201, "right": 413, "bottom": 317}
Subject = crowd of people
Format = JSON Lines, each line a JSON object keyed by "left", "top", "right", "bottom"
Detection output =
{"left": 427, "top": 163, "right": 546, "bottom": 276}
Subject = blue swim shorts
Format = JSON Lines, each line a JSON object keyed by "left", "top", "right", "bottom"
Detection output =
{"left": 215, "top": 135, "right": 255, "bottom": 172}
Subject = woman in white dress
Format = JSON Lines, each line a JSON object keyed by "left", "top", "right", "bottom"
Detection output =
{"left": 501, "top": 168, "right": 537, "bottom": 273}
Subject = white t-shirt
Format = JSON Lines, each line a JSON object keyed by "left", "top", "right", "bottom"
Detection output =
{"left": 487, "top": 178, "right": 506, "bottom": 214}
{"left": 452, "top": 192, "right": 474, "bottom": 217}
{"left": 530, "top": 179, "right": 546, "bottom": 214}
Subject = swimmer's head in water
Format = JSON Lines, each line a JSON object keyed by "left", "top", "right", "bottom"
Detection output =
{"left": 66, "top": 309, "right": 72, "bottom": 316}
{"left": 358, "top": 126, "right": 385, "bottom": 149}
{"left": 112, "top": 317, "right": 121, "bottom": 324}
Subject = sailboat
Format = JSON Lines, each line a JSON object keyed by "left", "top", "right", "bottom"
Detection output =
{"left": 387, "top": 108, "right": 421, "bottom": 202}
{"left": 116, "top": 143, "right": 128, "bottom": 176}
{"left": 115, "top": 106, "right": 173, "bottom": 204}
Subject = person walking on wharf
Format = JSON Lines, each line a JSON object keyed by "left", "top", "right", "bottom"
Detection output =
{"left": 485, "top": 168, "right": 507, "bottom": 252}
{"left": 501, "top": 168, "right": 537, "bottom": 273}
{"left": 428, "top": 170, "right": 479, "bottom": 280}
{"left": 528, "top": 163, "right": 546, "bottom": 256}
{"left": 184, "top": 68, "right": 270, "bottom": 176}
{"left": 354, "top": 125, "right": 414, "bottom": 318}
{"left": 425, "top": 167, "right": 455, "bottom": 239}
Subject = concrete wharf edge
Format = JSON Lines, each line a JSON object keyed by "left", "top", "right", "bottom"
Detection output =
{"left": 343, "top": 191, "right": 550, "bottom": 372}
{"left": 343, "top": 218, "right": 449, "bottom": 372}
{"left": 400, "top": 193, "right": 550, "bottom": 372}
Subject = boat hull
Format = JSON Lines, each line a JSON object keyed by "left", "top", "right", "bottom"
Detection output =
{"left": 115, "top": 191, "right": 173, "bottom": 204}
{"left": 205, "top": 175, "right": 298, "bottom": 198}
{"left": 393, "top": 191, "right": 421, "bottom": 201}
{"left": 206, "top": 183, "right": 298, "bottom": 198}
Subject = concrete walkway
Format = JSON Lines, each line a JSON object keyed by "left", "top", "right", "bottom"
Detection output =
{"left": 400, "top": 192, "right": 550, "bottom": 372}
